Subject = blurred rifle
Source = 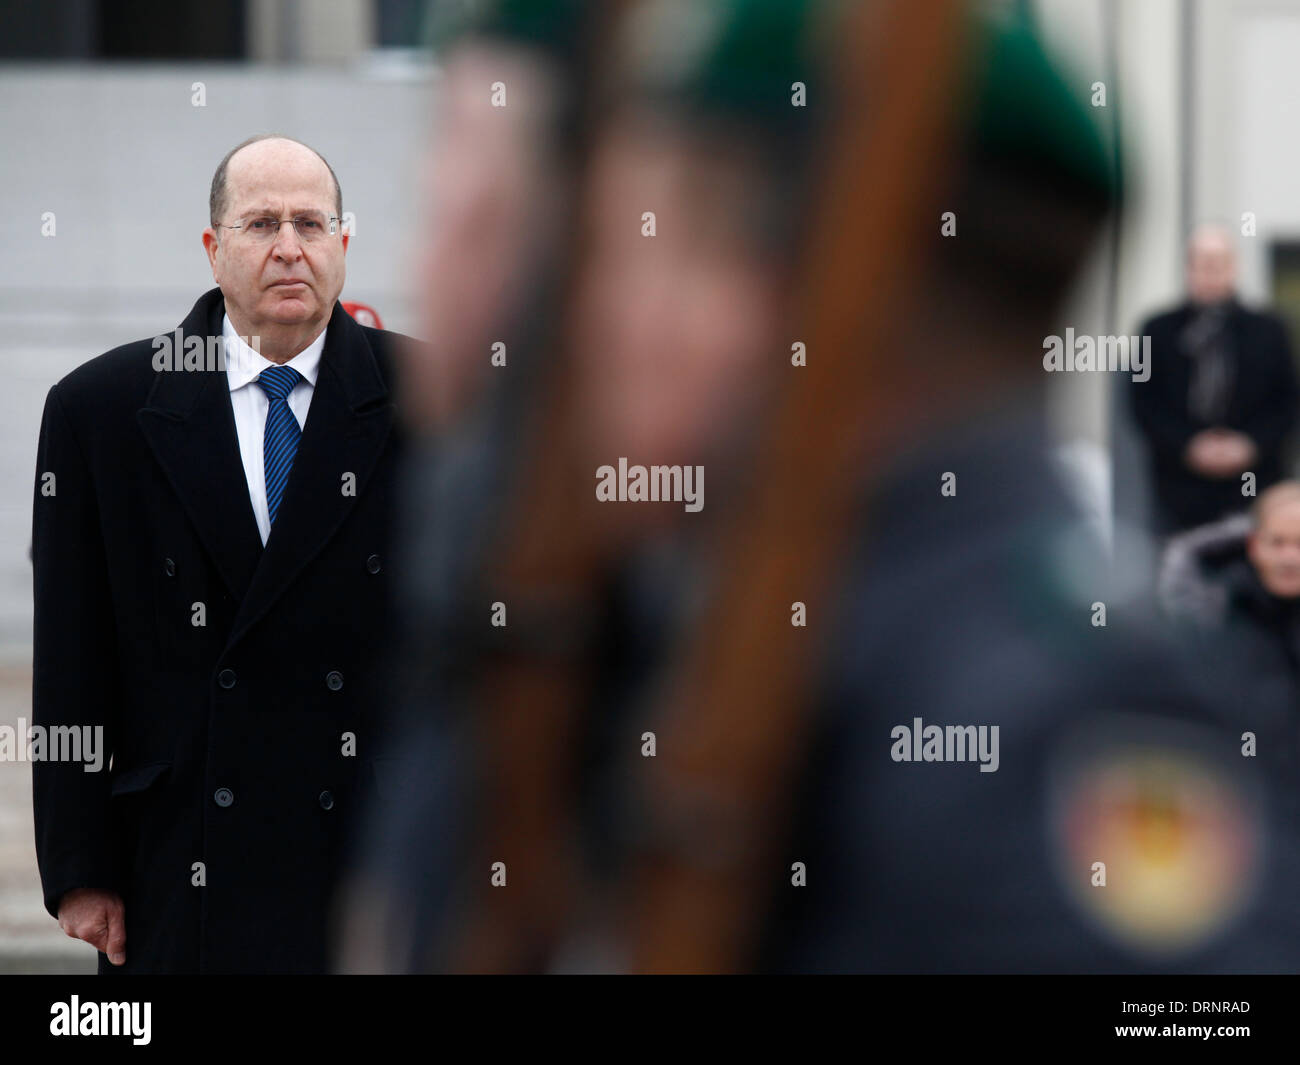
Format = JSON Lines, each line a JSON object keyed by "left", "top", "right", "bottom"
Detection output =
{"left": 627, "top": 0, "right": 965, "bottom": 972}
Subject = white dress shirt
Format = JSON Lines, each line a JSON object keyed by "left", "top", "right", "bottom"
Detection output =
{"left": 222, "top": 314, "right": 327, "bottom": 545}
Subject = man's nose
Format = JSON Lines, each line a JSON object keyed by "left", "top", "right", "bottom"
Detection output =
{"left": 272, "top": 223, "right": 305, "bottom": 258}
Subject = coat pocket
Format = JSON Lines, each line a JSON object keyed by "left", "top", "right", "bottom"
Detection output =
{"left": 110, "top": 761, "right": 171, "bottom": 797}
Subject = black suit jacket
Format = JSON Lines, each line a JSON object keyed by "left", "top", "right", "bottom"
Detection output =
{"left": 1128, "top": 298, "right": 1299, "bottom": 531}
{"left": 31, "top": 287, "right": 412, "bottom": 973}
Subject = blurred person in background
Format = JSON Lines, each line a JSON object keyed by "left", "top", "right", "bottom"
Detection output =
{"left": 1129, "top": 224, "right": 1300, "bottom": 536}
{"left": 1159, "top": 481, "right": 1300, "bottom": 808}
{"left": 347, "top": 0, "right": 1300, "bottom": 974}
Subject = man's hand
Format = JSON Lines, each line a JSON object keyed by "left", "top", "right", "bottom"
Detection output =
{"left": 57, "top": 888, "right": 126, "bottom": 965}
{"left": 1185, "top": 428, "right": 1257, "bottom": 478}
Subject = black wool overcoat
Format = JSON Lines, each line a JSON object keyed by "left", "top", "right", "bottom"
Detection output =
{"left": 32, "top": 287, "right": 412, "bottom": 973}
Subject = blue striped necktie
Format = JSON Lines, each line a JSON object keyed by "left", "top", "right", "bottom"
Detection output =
{"left": 256, "top": 365, "right": 303, "bottom": 527}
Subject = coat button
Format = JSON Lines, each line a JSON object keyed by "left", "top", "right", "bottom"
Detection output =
{"left": 164, "top": 558, "right": 176, "bottom": 577}
{"left": 325, "top": 670, "right": 343, "bottom": 691}
{"left": 366, "top": 554, "right": 381, "bottom": 574}
{"left": 318, "top": 790, "right": 335, "bottom": 811}
{"left": 218, "top": 668, "right": 237, "bottom": 689}
{"left": 214, "top": 787, "right": 233, "bottom": 807}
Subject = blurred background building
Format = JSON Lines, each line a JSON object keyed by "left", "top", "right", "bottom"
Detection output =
{"left": 3, "top": 0, "right": 1300, "bottom": 970}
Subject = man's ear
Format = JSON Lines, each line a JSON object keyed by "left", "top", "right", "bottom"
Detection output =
{"left": 202, "top": 228, "right": 221, "bottom": 280}
{"left": 341, "top": 232, "right": 350, "bottom": 255}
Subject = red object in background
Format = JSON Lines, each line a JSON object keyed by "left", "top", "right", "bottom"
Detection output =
{"left": 342, "top": 301, "right": 383, "bottom": 329}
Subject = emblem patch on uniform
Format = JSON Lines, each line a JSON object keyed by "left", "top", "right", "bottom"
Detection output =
{"left": 1050, "top": 718, "right": 1261, "bottom": 957}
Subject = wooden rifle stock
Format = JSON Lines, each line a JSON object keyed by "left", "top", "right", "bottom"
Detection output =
{"left": 629, "top": 0, "right": 965, "bottom": 972}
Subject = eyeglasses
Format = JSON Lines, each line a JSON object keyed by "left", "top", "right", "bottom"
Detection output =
{"left": 214, "top": 210, "right": 340, "bottom": 243}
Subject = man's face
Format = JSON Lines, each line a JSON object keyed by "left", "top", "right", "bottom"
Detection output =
{"left": 1186, "top": 229, "right": 1236, "bottom": 305}
{"left": 1247, "top": 499, "right": 1300, "bottom": 598}
{"left": 203, "top": 138, "right": 349, "bottom": 335}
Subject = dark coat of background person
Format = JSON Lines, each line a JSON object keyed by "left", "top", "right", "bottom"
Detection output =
{"left": 1128, "top": 300, "right": 1300, "bottom": 533}
{"left": 1158, "top": 513, "right": 1300, "bottom": 810}
{"left": 31, "top": 287, "right": 412, "bottom": 974}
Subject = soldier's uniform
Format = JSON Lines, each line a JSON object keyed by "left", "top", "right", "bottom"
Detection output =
{"left": 350, "top": 1, "right": 1296, "bottom": 973}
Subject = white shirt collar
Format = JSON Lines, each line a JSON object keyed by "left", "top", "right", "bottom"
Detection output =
{"left": 222, "top": 313, "right": 326, "bottom": 392}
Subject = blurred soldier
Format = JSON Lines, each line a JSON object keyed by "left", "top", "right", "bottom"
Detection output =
{"left": 337, "top": 0, "right": 604, "bottom": 972}
{"left": 401, "top": 0, "right": 594, "bottom": 436}
{"left": 592, "top": 3, "right": 1296, "bottom": 973}
{"left": 353, "top": 1, "right": 1300, "bottom": 973}
{"left": 341, "top": 0, "right": 824, "bottom": 972}
{"left": 692, "top": 6, "right": 1285, "bottom": 973}
{"left": 1129, "top": 224, "right": 1300, "bottom": 535}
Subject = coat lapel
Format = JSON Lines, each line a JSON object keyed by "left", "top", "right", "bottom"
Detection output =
{"left": 226, "top": 298, "right": 394, "bottom": 648}
{"left": 136, "top": 289, "right": 395, "bottom": 653}
{"left": 136, "top": 288, "right": 264, "bottom": 606}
